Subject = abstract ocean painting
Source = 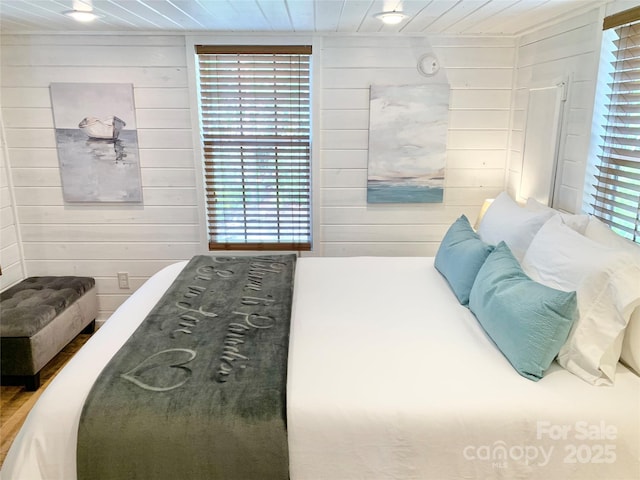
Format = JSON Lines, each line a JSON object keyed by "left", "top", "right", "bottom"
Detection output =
{"left": 367, "top": 84, "right": 450, "bottom": 203}
{"left": 50, "top": 83, "right": 142, "bottom": 203}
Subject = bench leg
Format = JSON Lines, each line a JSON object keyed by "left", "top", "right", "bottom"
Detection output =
{"left": 81, "top": 319, "right": 96, "bottom": 334}
{"left": 24, "top": 372, "right": 41, "bottom": 391}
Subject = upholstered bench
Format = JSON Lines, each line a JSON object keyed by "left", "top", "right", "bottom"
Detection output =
{"left": 0, "top": 276, "right": 98, "bottom": 390}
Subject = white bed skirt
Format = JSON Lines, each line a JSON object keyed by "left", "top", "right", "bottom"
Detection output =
{"left": 2, "top": 257, "right": 639, "bottom": 480}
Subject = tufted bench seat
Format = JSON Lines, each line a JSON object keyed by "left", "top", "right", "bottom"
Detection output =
{"left": 0, "top": 276, "right": 98, "bottom": 390}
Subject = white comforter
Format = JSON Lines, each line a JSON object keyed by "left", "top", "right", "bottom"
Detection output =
{"left": 2, "top": 257, "right": 639, "bottom": 479}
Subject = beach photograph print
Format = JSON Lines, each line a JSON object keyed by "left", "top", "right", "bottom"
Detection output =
{"left": 50, "top": 83, "right": 142, "bottom": 203}
{"left": 367, "top": 84, "right": 450, "bottom": 203}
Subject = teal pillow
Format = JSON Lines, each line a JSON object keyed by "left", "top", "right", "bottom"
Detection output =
{"left": 434, "top": 215, "right": 494, "bottom": 305}
{"left": 469, "top": 242, "right": 578, "bottom": 381}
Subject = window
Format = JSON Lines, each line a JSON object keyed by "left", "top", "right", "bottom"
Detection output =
{"left": 589, "top": 6, "right": 640, "bottom": 243}
{"left": 196, "top": 45, "right": 312, "bottom": 251}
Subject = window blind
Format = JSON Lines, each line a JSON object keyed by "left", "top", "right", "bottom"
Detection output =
{"left": 196, "top": 45, "right": 312, "bottom": 251}
{"left": 592, "top": 8, "right": 640, "bottom": 243}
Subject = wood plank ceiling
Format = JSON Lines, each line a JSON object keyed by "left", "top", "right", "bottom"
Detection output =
{"left": 0, "top": 0, "right": 610, "bottom": 36}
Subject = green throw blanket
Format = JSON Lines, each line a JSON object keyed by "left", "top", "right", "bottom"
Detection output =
{"left": 77, "top": 255, "right": 296, "bottom": 480}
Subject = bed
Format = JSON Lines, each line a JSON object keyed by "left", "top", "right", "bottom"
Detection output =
{"left": 2, "top": 194, "right": 639, "bottom": 480}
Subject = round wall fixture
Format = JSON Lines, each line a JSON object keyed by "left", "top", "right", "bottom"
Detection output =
{"left": 417, "top": 54, "right": 440, "bottom": 76}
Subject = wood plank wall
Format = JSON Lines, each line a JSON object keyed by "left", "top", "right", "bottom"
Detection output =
{"left": 319, "top": 35, "right": 513, "bottom": 256}
{"left": 507, "top": 8, "right": 603, "bottom": 213}
{"left": 1, "top": 32, "right": 515, "bottom": 320}
{"left": 0, "top": 124, "right": 25, "bottom": 291}
{"left": 1, "top": 34, "right": 200, "bottom": 321}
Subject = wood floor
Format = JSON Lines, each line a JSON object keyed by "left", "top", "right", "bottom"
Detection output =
{"left": 0, "top": 333, "right": 92, "bottom": 468}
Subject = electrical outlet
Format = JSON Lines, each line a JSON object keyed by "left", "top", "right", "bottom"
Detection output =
{"left": 117, "top": 272, "right": 129, "bottom": 289}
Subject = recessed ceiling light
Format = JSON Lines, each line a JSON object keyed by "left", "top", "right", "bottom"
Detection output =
{"left": 63, "top": 9, "right": 99, "bottom": 22}
{"left": 374, "top": 11, "right": 407, "bottom": 25}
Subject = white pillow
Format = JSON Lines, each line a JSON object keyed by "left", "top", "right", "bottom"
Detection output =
{"left": 525, "top": 197, "right": 589, "bottom": 234}
{"left": 522, "top": 216, "right": 640, "bottom": 385}
{"left": 477, "top": 192, "right": 554, "bottom": 261}
{"left": 584, "top": 216, "right": 640, "bottom": 376}
{"left": 622, "top": 308, "right": 640, "bottom": 376}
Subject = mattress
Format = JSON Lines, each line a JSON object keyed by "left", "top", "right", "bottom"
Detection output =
{"left": 2, "top": 257, "right": 639, "bottom": 480}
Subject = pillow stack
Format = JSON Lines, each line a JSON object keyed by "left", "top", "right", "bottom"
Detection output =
{"left": 521, "top": 215, "right": 640, "bottom": 385}
{"left": 584, "top": 217, "right": 640, "bottom": 377}
{"left": 435, "top": 191, "right": 640, "bottom": 385}
{"left": 434, "top": 210, "right": 578, "bottom": 381}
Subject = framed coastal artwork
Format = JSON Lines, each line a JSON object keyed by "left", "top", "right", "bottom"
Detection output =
{"left": 367, "top": 84, "right": 450, "bottom": 203}
{"left": 50, "top": 83, "right": 142, "bottom": 203}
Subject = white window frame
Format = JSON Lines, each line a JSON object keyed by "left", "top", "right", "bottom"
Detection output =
{"left": 585, "top": 6, "right": 640, "bottom": 243}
